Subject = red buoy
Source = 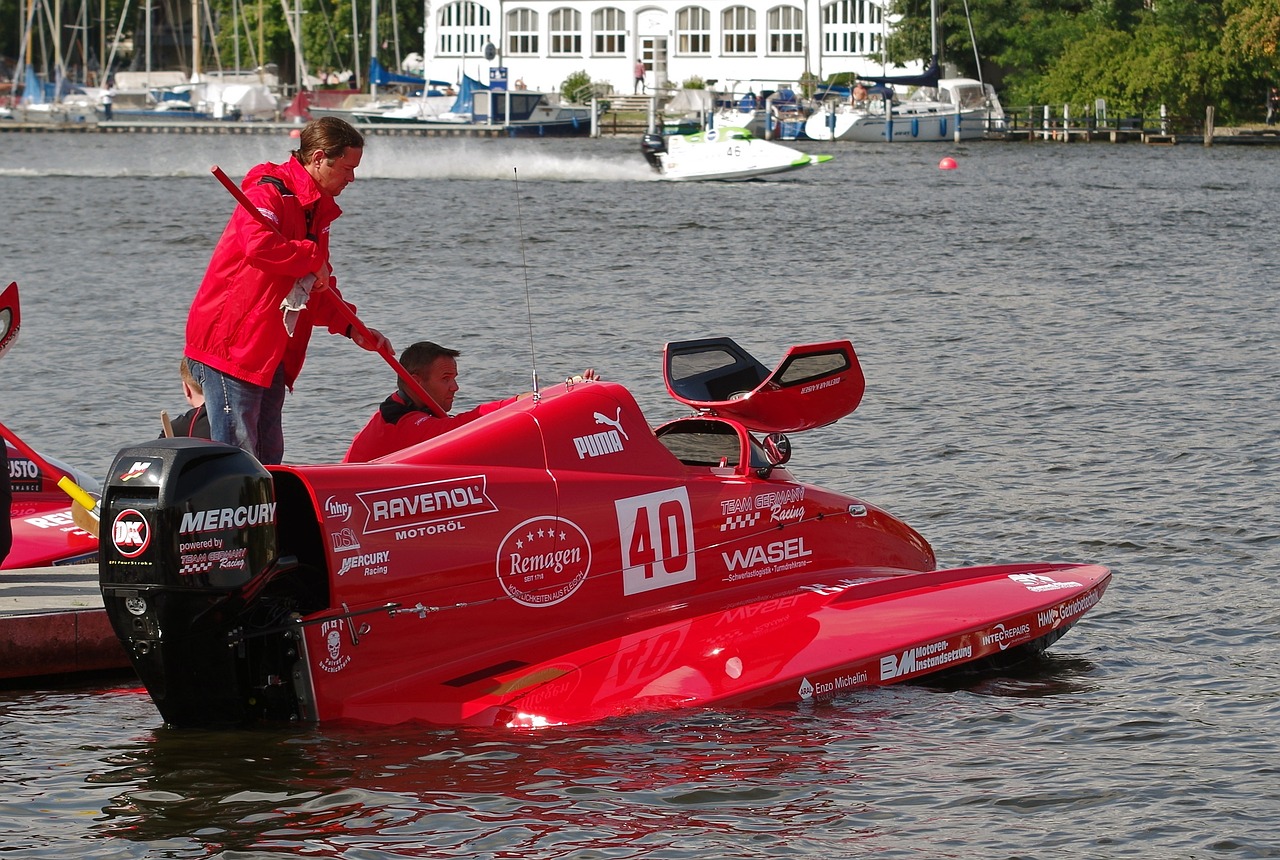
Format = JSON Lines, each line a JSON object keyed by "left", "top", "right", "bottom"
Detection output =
{"left": 939, "top": 156, "right": 958, "bottom": 170}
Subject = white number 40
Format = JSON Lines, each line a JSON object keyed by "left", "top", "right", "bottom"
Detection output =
{"left": 615, "top": 487, "right": 697, "bottom": 595}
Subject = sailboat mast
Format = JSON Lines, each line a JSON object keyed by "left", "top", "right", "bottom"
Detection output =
{"left": 370, "top": 0, "right": 379, "bottom": 97}
{"left": 350, "top": 0, "right": 360, "bottom": 88}
{"left": 191, "top": 0, "right": 200, "bottom": 78}
{"left": 930, "top": 0, "right": 937, "bottom": 62}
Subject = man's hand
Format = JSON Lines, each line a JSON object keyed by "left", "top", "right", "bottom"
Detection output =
{"left": 312, "top": 261, "right": 333, "bottom": 292}
{"left": 353, "top": 326, "right": 391, "bottom": 354}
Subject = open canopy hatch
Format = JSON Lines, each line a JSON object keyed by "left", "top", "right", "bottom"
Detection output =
{"left": 662, "top": 337, "right": 864, "bottom": 433}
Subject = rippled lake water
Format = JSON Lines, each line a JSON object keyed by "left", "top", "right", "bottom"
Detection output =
{"left": 1, "top": 131, "right": 1278, "bottom": 858}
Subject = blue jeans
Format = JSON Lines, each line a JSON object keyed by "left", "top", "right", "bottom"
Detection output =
{"left": 186, "top": 359, "right": 287, "bottom": 465}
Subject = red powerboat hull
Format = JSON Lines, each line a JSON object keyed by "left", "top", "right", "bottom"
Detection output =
{"left": 96, "top": 338, "right": 1111, "bottom": 728}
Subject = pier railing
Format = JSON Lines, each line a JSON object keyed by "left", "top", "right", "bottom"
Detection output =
{"left": 997, "top": 104, "right": 1196, "bottom": 143}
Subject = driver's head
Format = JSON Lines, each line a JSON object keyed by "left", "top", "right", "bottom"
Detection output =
{"left": 399, "top": 341, "right": 462, "bottom": 412}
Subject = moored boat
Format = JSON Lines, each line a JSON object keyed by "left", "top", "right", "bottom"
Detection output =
{"left": 805, "top": 72, "right": 1005, "bottom": 142}
{"left": 354, "top": 74, "right": 594, "bottom": 135}
{"left": 97, "top": 336, "right": 1110, "bottom": 729}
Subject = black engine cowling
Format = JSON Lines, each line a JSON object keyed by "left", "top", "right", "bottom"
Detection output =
{"left": 99, "top": 438, "right": 302, "bottom": 727}
{"left": 641, "top": 132, "right": 667, "bottom": 171}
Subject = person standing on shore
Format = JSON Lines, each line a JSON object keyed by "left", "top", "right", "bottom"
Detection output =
{"left": 101, "top": 80, "right": 114, "bottom": 121}
{"left": 634, "top": 59, "right": 646, "bottom": 94}
{"left": 184, "top": 116, "right": 389, "bottom": 465}
{"left": 1267, "top": 86, "right": 1278, "bottom": 126}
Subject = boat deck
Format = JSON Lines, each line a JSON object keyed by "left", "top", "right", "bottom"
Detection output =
{"left": 0, "top": 563, "right": 130, "bottom": 682}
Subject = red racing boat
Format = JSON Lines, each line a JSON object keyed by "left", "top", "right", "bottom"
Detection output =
{"left": 98, "top": 337, "right": 1110, "bottom": 728}
{"left": 2, "top": 282, "right": 99, "bottom": 569}
{"left": 3, "top": 440, "right": 99, "bottom": 570}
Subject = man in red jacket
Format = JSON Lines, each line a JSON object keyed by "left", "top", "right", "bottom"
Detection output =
{"left": 343, "top": 341, "right": 598, "bottom": 462}
{"left": 185, "top": 117, "right": 388, "bottom": 464}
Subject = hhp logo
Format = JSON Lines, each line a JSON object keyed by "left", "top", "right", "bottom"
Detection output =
{"left": 111, "top": 509, "right": 151, "bottom": 558}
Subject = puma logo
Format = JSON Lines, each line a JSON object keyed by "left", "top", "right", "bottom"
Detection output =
{"left": 593, "top": 408, "right": 628, "bottom": 440}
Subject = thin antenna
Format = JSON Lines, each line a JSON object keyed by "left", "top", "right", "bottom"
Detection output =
{"left": 513, "top": 167, "right": 539, "bottom": 401}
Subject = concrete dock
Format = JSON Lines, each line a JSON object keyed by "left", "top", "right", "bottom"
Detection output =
{"left": 0, "top": 562, "right": 131, "bottom": 681}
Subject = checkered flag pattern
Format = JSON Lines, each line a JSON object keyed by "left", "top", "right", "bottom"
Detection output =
{"left": 720, "top": 512, "right": 761, "bottom": 531}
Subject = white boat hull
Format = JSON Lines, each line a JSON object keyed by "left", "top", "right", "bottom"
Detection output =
{"left": 646, "top": 127, "right": 830, "bottom": 181}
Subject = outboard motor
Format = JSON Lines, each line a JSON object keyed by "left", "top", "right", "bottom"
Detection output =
{"left": 641, "top": 132, "right": 667, "bottom": 171}
{"left": 99, "top": 438, "right": 301, "bottom": 727}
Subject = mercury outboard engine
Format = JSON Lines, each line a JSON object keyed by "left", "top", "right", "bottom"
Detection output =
{"left": 99, "top": 438, "right": 306, "bottom": 727}
{"left": 641, "top": 132, "right": 667, "bottom": 171}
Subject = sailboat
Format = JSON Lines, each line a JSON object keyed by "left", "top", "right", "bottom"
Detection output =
{"left": 804, "top": 1, "right": 1004, "bottom": 142}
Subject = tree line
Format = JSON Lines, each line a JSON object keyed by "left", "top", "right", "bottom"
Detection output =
{"left": 887, "top": 0, "right": 1280, "bottom": 124}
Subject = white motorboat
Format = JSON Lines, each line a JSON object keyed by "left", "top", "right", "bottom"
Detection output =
{"left": 642, "top": 128, "right": 831, "bottom": 181}
{"left": 805, "top": 74, "right": 1004, "bottom": 142}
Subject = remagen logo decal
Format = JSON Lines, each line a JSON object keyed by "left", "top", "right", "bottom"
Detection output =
{"left": 497, "top": 516, "right": 591, "bottom": 608}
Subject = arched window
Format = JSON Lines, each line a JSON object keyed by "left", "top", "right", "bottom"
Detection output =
{"left": 822, "top": 0, "right": 884, "bottom": 56}
{"left": 676, "top": 6, "right": 711, "bottom": 55}
{"left": 722, "top": 6, "right": 756, "bottom": 55}
{"left": 593, "top": 7, "right": 627, "bottom": 55}
{"left": 507, "top": 8, "right": 539, "bottom": 55}
{"left": 767, "top": 6, "right": 803, "bottom": 54}
{"left": 438, "top": 1, "right": 493, "bottom": 56}
{"left": 549, "top": 8, "right": 582, "bottom": 55}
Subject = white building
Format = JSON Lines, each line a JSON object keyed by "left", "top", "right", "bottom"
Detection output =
{"left": 418, "top": 0, "right": 923, "bottom": 96}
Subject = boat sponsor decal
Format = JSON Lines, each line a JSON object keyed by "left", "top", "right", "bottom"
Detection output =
{"left": 720, "top": 486, "right": 806, "bottom": 531}
{"left": 176, "top": 533, "right": 248, "bottom": 577}
{"left": 880, "top": 639, "right": 973, "bottom": 681}
{"left": 110, "top": 509, "right": 151, "bottom": 558}
{"left": 722, "top": 536, "right": 812, "bottom": 582}
{"left": 799, "top": 576, "right": 883, "bottom": 596}
{"left": 573, "top": 408, "right": 630, "bottom": 460}
{"left": 330, "top": 527, "right": 360, "bottom": 552}
{"left": 179, "top": 502, "right": 276, "bottom": 534}
{"left": 118, "top": 460, "right": 159, "bottom": 484}
{"left": 1008, "top": 572, "right": 1084, "bottom": 593}
{"left": 336, "top": 549, "right": 391, "bottom": 577}
{"left": 394, "top": 519, "right": 469, "bottom": 540}
{"left": 317, "top": 618, "right": 352, "bottom": 674}
{"left": 980, "top": 622, "right": 1031, "bottom": 651}
{"left": 497, "top": 516, "right": 592, "bottom": 607}
{"left": 615, "top": 487, "right": 697, "bottom": 595}
{"left": 357, "top": 475, "right": 496, "bottom": 535}
{"left": 7, "top": 455, "right": 41, "bottom": 493}
{"left": 324, "top": 495, "right": 353, "bottom": 523}
{"left": 798, "top": 669, "right": 870, "bottom": 702}
{"left": 21, "top": 510, "right": 80, "bottom": 530}
{"left": 720, "top": 512, "right": 760, "bottom": 531}
{"left": 769, "top": 505, "right": 805, "bottom": 525}
{"left": 799, "top": 376, "right": 841, "bottom": 395}
{"left": 1037, "top": 587, "right": 1102, "bottom": 631}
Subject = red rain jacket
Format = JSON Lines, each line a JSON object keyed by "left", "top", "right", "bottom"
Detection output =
{"left": 185, "top": 157, "right": 352, "bottom": 389}
{"left": 343, "top": 392, "right": 519, "bottom": 462}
